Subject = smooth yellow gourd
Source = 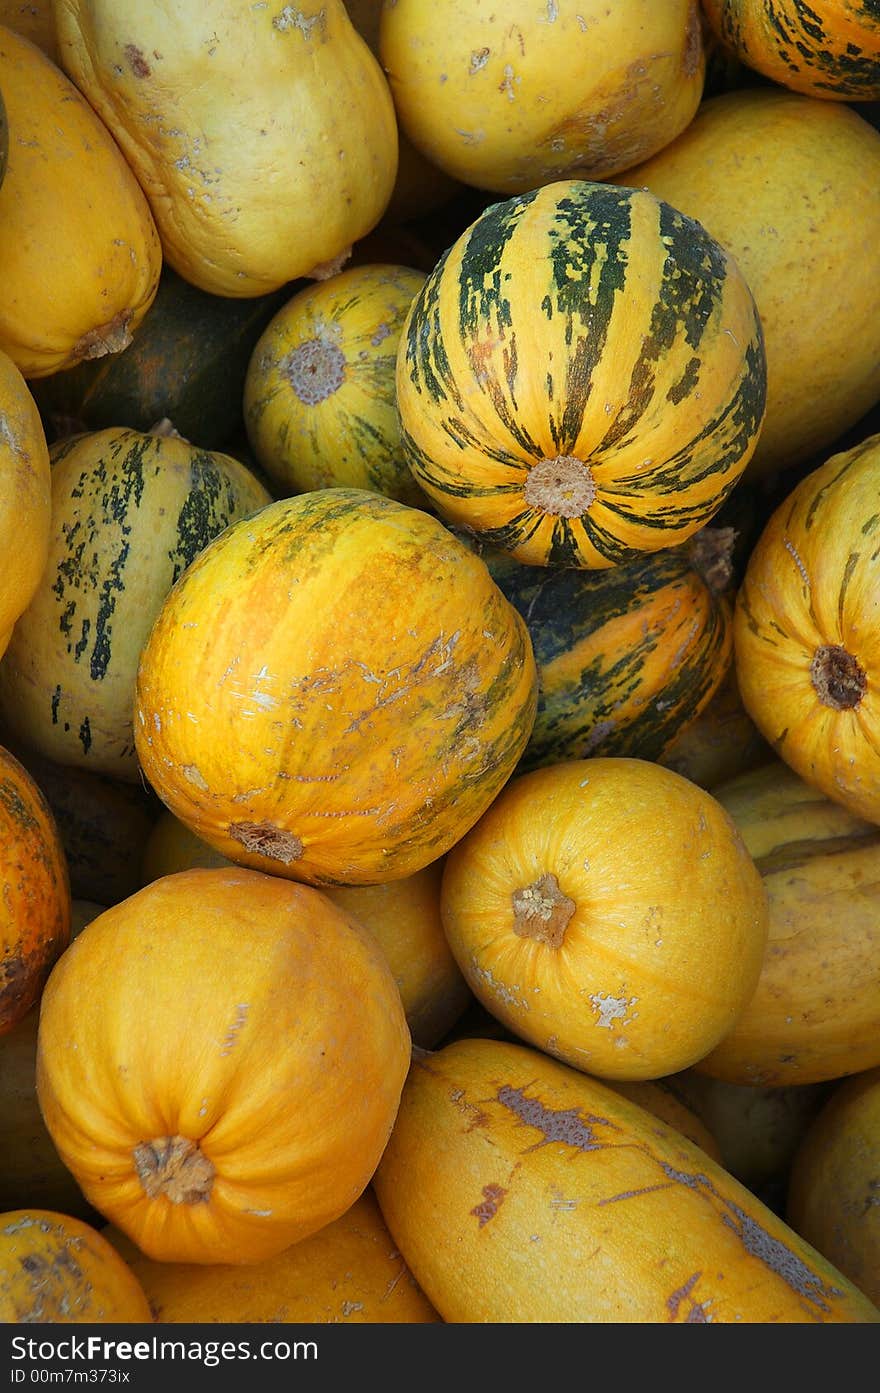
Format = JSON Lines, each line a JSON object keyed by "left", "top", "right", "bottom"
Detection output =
{"left": 53, "top": 0, "right": 399, "bottom": 296}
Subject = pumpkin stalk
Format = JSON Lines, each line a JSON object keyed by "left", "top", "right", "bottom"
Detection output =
{"left": 228, "top": 821, "right": 304, "bottom": 866}
{"left": 685, "top": 525, "right": 736, "bottom": 596}
{"left": 73, "top": 311, "right": 134, "bottom": 362}
{"left": 511, "top": 872, "right": 576, "bottom": 948}
{"left": 810, "top": 644, "right": 867, "bottom": 711}
{"left": 132, "top": 1135, "right": 215, "bottom": 1206}
{"left": 523, "top": 456, "right": 597, "bottom": 519}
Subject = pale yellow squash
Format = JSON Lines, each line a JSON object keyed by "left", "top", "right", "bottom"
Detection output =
{"left": 0, "top": 350, "right": 50, "bottom": 658}
{"left": 0, "top": 24, "right": 161, "bottom": 377}
{"left": 53, "top": 0, "right": 399, "bottom": 296}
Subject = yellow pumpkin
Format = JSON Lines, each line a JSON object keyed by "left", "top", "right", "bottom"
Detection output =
{"left": 0, "top": 348, "right": 51, "bottom": 659}
{"left": 439, "top": 757, "right": 769, "bottom": 1081}
{"left": 0, "top": 743, "right": 70, "bottom": 1035}
{"left": 103, "top": 1188, "right": 440, "bottom": 1323}
{"left": 702, "top": 0, "right": 880, "bottom": 100}
{"left": 36, "top": 867, "right": 411, "bottom": 1264}
{"left": 621, "top": 90, "right": 880, "bottom": 479}
{"left": 696, "top": 759, "right": 880, "bottom": 1086}
{"left": 372, "top": 1037, "right": 880, "bottom": 1322}
{"left": 734, "top": 431, "right": 880, "bottom": 825}
{"left": 243, "top": 263, "right": 428, "bottom": 505}
{"left": 140, "top": 810, "right": 473, "bottom": 1050}
{"left": 53, "top": 0, "right": 398, "bottom": 296}
{"left": 0, "top": 24, "right": 161, "bottom": 377}
{"left": 133, "top": 489, "right": 537, "bottom": 886}
{"left": 378, "top": 0, "right": 705, "bottom": 193}
{"left": 397, "top": 179, "right": 766, "bottom": 568}
{"left": 787, "top": 1065, "right": 880, "bottom": 1307}
{"left": 0, "top": 1209, "right": 153, "bottom": 1322}
{"left": 0, "top": 425, "right": 271, "bottom": 782}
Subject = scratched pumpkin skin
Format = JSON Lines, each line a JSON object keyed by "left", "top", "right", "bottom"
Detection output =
{"left": 440, "top": 758, "right": 769, "bottom": 1081}
{"left": 372, "top": 1037, "right": 880, "bottom": 1323}
{"left": 35, "top": 868, "right": 411, "bottom": 1264}
{"left": 734, "top": 432, "right": 880, "bottom": 825}
{"left": 0, "top": 426, "right": 271, "bottom": 782}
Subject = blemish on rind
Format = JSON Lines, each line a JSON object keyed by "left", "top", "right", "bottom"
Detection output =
{"left": 470, "top": 1182, "right": 508, "bottom": 1226}
{"left": 497, "top": 1085, "right": 610, "bottom": 1152}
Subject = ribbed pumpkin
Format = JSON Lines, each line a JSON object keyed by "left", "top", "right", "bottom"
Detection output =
{"left": 469, "top": 527, "right": 734, "bottom": 769}
{"left": 0, "top": 744, "right": 70, "bottom": 1036}
{"left": 695, "top": 759, "right": 880, "bottom": 1086}
{"left": 243, "top": 263, "right": 427, "bottom": 504}
{"left": 372, "top": 1037, "right": 880, "bottom": 1322}
{"left": 103, "top": 1188, "right": 439, "bottom": 1323}
{"left": 378, "top": 0, "right": 705, "bottom": 193}
{"left": 54, "top": 0, "right": 398, "bottom": 296}
{"left": 140, "top": 810, "right": 472, "bottom": 1050}
{"left": 0, "top": 425, "right": 271, "bottom": 782}
{"left": 36, "top": 868, "right": 411, "bottom": 1265}
{"left": 0, "top": 348, "right": 51, "bottom": 659}
{"left": 439, "top": 757, "right": 769, "bottom": 1081}
{"left": 133, "top": 489, "right": 537, "bottom": 886}
{"left": 0, "top": 24, "right": 161, "bottom": 377}
{"left": 397, "top": 179, "right": 767, "bottom": 568}
{"left": 734, "top": 431, "right": 880, "bottom": 825}
{"left": 787, "top": 1066, "right": 880, "bottom": 1307}
{"left": 0, "top": 1210, "right": 153, "bottom": 1322}
{"left": 702, "top": 0, "right": 880, "bottom": 99}
{"left": 621, "top": 90, "right": 880, "bottom": 479}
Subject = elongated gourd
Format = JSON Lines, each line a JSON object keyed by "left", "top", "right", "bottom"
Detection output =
{"left": 0, "top": 349, "right": 51, "bottom": 660}
{"left": 53, "top": 0, "right": 399, "bottom": 296}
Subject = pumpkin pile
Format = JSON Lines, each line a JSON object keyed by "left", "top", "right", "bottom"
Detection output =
{"left": 0, "top": 0, "right": 878, "bottom": 1327}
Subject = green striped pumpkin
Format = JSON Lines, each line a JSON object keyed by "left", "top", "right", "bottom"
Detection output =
{"left": 397, "top": 179, "right": 767, "bottom": 569}
{"left": 0, "top": 426, "right": 271, "bottom": 782}
{"left": 472, "top": 528, "right": 735, "bottom": 771}
{"left": 702, "top": 0, "right": 880, "bottom": 100}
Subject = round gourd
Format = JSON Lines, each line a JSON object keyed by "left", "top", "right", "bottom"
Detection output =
{"left": 734, "top": 431, "right": 880, "bottom": 825}
{"left": 695, "top": 759, "right": 880, "bottom": 1086}
{"left": 103, "top": 1189, "right": 439, "bottom": 1323}
{"left": 133, "top": 488, "right": 538, "bottom": 886}
{"left": 439, "top": 757, "right": 769, "bottom": 1081}
{"left": 371, "top": 1036, "right": 880, "bottom": 1322}
{"left": 0, "top": 743, "right": 70, "bottom": 1036}
{"left": 243, "top": 263, "right": 427, "bottom": 504}
{"left": 378, "top": 0, "right": 705, "bottom": 194}
{"left": 397, "top": 179, "right": 766, "bottom": 568}
{"left": 621, "top": 90, "right": 880, "bottom": 480}
{"left": 0, "top": 1209, "right": 153, "bottom": 1322}
{"left": 0, "top": 23, "right": 161, "bottom": 377}
{"left": 0, "top": 348, "right": 51, "bottom": 659}
{"left": 702, "top": 0, "right": 880, "bottom": 99}
{"left": 0, "top": 425, "right": 271, "bottom": 782}
{"left": 787, "top": 1065, "right": 880, "bottom": 1307}
{"left": 35, "top": 867, "right": 411, "bottom": 1265}
{"left": 471, "top": 527, "right": 735, "bottom": 769}
{"left": 140, "top": 810, "right": 472, "bottom": 1050}
{"left": 54, "top": 0, "right": 398, "bottom": 296}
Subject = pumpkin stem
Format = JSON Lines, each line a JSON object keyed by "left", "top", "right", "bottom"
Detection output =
{"left": 73, "top": 311, "right": 133, "bottom": 362}
{"left": 305, "top": 247, "right": 352, "bottom": 281}
{"left": 512, "top": 872, "right": 576, "bottom": 948}
{"left": 148, "top": 417, "right": 185, "bottom": 439}
{"left": 228, "top": 820, "right": 303, "bottom": 865}
{"left": 810, "top": 644, "right": 866, "bottom": 710}
{"left": 133, "top": 1135, "right": 214, "bottom": 1205}
{"left": 685, "top": 525, "right": 736, "bottom": 596}
{"left": 524, "top": 456, "right": 596, "bottom": 518}
{"left": 283, "top": 338, "right": 346, "bottom": 405}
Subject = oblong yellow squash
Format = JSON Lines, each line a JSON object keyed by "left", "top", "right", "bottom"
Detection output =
{"left": 372, "top": 1037, "right": 880, "bottom": 1322}
{"left": 397, "top": 179, "right": 766, "bottom": 568}
{"left": 104, "top": 1189, "right": 439, "bottom": 1323}
{"left": 133, "top": 489, "right": 538, "bottom": 886}
{"left": 0, "top": 349, "right": 51, "bottom": 658}
{"left": 0, "top": 24, "right": 161, "bottom": 377}
{"left": 53, "top": 0, "right": 398, "bottom": 296}
{"left": 379, "top": 0, "right": 705, "bottom": 193}
{"left": 621, "top": 90, "right": 880, "bottom": 479}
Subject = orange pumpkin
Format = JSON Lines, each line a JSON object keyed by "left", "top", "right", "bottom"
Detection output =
{"left": 0, "top": 1209, "right": 152, "bottom": 1322}
{"left": 35, "top": 867, "right": 411, "bottom": 1264}
{"left": 702, "top": 0, "right": 880, "bottom": 100}
{"left": 439, "top": 757, "right": 769, "bottom": 1081}
{"left": 0, "top": 743, "right": 70, "bottom": 1035}
{"left": 133, "top": 489, "right": 537, "bottom": 886}
{"left": 103, "top": 1188, "right": 440, "bottom": 1323}
{"left": 0, "top": 348, "right": 51, "bottom": 660}
{"left": 734, "top": 431, "right": 880, "bottom": 825}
